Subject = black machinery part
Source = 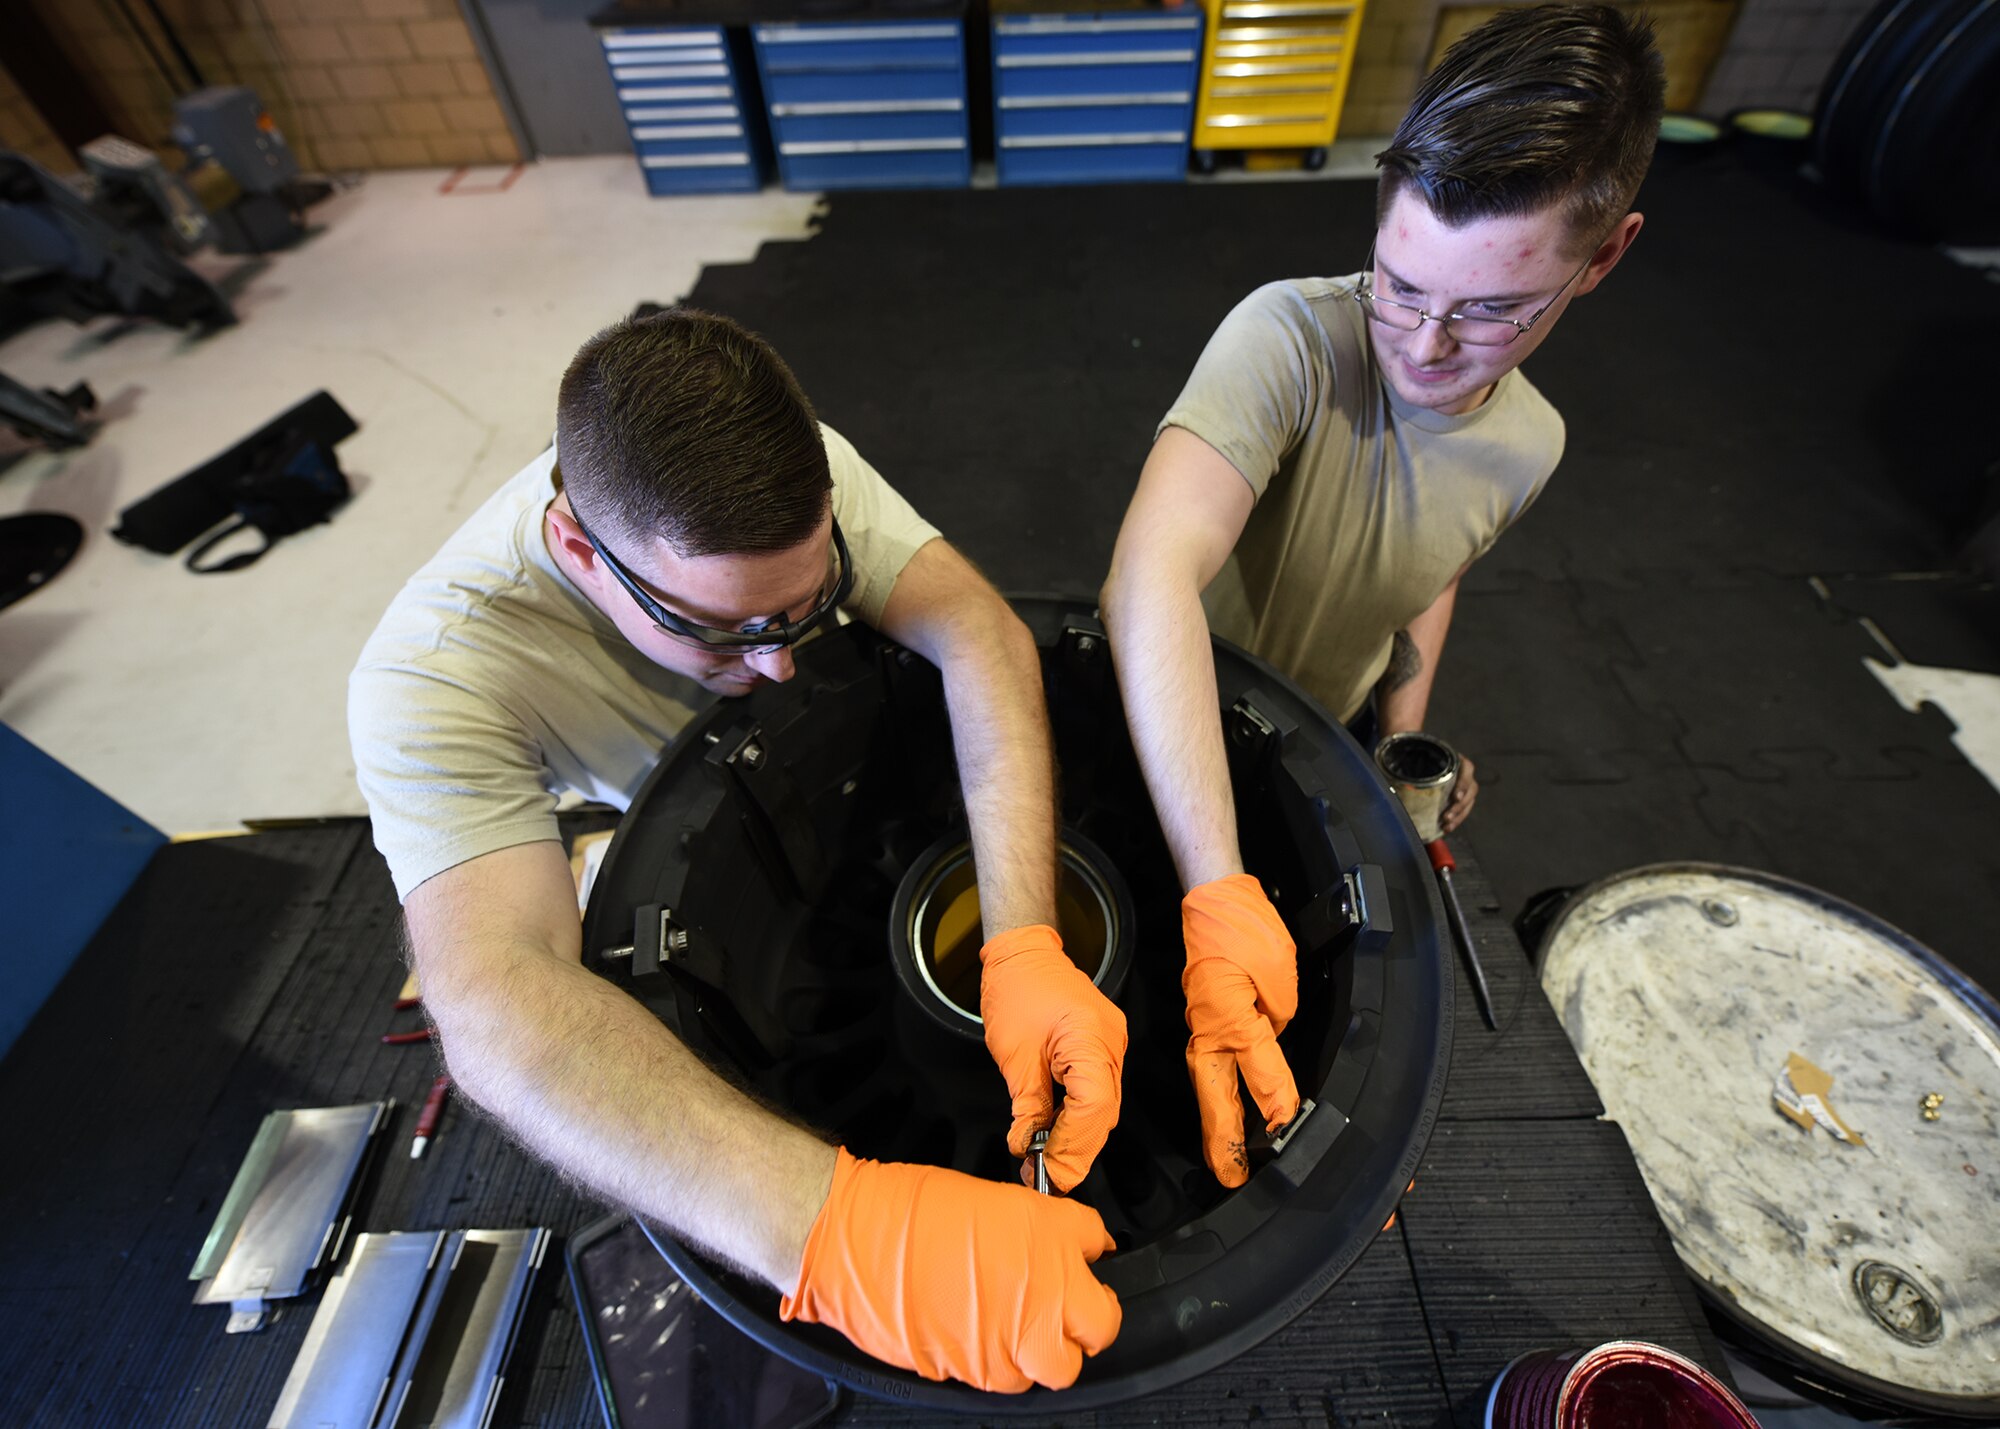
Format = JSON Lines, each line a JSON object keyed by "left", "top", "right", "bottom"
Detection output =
{"left": 580, "top": 597, "right": 1453, "bottom": 1413}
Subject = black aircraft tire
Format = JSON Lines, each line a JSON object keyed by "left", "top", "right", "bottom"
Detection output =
{"left": 1863, "top": 0, "right": 2000, "bottom": 241}
{"left": 1811, "top": 0, "right": 1979, "bottom": 196}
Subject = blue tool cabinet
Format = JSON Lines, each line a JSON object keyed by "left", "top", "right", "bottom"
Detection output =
{"left": 599, "top": 25, "right": 768, "bottom": 195}
{"left": 991, "top": 10, "right": 1203, "bottom": 185}
{"left": 752, "top": 20, "right": 972, "bottom": 190}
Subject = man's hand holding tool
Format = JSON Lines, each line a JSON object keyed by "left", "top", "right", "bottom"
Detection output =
{"left": 1181, "top": 874, "right": 1300, "bottom": 1187}
{"left": 782, "top": 1148, "right": 1122, "bottom": 1391}
{"left": 980, "top": 924, "right": 1127, "bottom": 1192}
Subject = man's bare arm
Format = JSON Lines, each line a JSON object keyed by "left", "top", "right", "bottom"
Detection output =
{"left": 1099, "top": 427, "right": 1257, "bottom": 892}
{"left": 1375, "top": 573, "right": 1459, "bottom": 736}
{"left": 1375, "top": 572, "right": 1478, "bottom": 831}
{"left": 404, "top": 840, "right": 836, "bottom": 1293}
{"left": 877, "top": 537, "right": 1056, "bottom": 933}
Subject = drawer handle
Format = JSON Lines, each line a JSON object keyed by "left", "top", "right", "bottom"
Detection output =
{"left": 604, "top": 30, "right": 723, "bottom": 48}
{"left": 632, "top": 123, "right": 745, "bottom": 140}
{"left": 780, "top": 137, "right": 967, "bottom": 154}
{"left": 611, "top": 64, "right": 730, "bottom": 80}
{"left": 999, "top": 91, "right": 1192, "bottom": 109}
{"left": 1209, "top": 82, "right": 1328, "bottom": 97}
{"left": 619, "top": 85, "right": 734, "bottom": 101}
{"left": 996, "top": 17, "right": 1202, "bottom": 34}
{"left": 1201, "top": 112, "right": 1329, "bottom": 127}
{"left": 1214, "top": 41, "right": 1347, "bottom": 58}
{"left": 757, "top": 24, "right": 960, "bottom": 42}
{"left": 999, "top": 49, "right": 1197, "bottom": 67}
{"left": 772, "top": 99, "right": 962, "bottom": 115}
{"left": 627, "top": 105, "right": 740, "bottom": 120}
{"left": 641, "top": 151, "right": 751, "bottom": 168}
{"left": 1000, "top": 131, "right": 1187, "bottom": 148}
{"left": 1221, "top": 1, "right": 1356, "bottom": 17}
{"left": 1211, "top": 60, "right": 1340, "bottom": 76}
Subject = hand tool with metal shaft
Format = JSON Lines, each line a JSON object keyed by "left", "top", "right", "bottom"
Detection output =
{"left": 1427, "top": 840, "right": 1497, "bottom": 1030}
{"left": 1030, "top": 1129, "right": 1051, "bottom": 1194}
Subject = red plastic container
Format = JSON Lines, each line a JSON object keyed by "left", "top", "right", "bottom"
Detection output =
{"left": 1486, "top": 1341, "right": 1760, "bottom": 1429}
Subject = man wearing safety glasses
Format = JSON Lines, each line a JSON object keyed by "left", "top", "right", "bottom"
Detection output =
{"left": 1100, "top": 5, "right": 1664, "bottom": 1189}
{"left": 350, "top": 309, "right": 1124, "bottom": 1392}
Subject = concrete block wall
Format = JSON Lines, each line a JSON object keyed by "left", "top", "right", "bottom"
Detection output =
{"left": 1699, "top": 0, "right": 1874, "bottom": 116}
{"left": 24, "top": 0, "right": 518, "bottom": 174}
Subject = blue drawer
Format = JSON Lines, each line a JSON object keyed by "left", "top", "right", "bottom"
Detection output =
{"left": 643, "top": 159, "right": 761, "bottom": 196}
{"left": 763, "top": 68, "right": 967, "bottom": 109}
{"left": 753, "top": 23, "right": 963, "bottom": 73}
{"left": 999, "top": 103, "right": 1191, "bottom": 139}
{"left": 997, "top": 140, "right": 1189, "bottom": 185}
{"left": 773, "top": 110, "right": 966, "bottom": 146}
{"left": 995, "top": 61, "right": 1196, "bottom": 100}
{"left": 634, "top": 126, "right": 751, "bottom": 154}
{"left": 778, "top": 145, "right": 969, "bottom": 189}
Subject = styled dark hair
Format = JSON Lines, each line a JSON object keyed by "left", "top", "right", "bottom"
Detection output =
{"left": 556, "top": 308, "right": 831, "bottom": 558}
{"left": 1375, "top": 4, "right": 1666, "bottom": 255}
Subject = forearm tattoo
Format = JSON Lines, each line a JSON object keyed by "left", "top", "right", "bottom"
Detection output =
{"left": 1380, "top": 629, "right": 1423, "bottom": 693}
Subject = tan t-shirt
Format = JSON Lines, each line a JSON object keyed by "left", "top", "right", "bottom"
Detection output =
{"left": 349, "top": 423, "right": 938, "bottom": 900}
{"left": 1161, "top": 276, "right": 1565, "bottom": 723}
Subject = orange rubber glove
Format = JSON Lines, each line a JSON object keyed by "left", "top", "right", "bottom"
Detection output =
{"left": 780, "top": 1148, "right": 1123, "bottom": 1391}
{"left": 1181, "top": 873, "right": 1300, "bottom": 1188}
{"left": 980, "top": 924, "right": 1128, "bottom": 1192}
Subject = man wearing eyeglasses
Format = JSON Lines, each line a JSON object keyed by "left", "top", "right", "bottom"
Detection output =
{"left": 349, "top": 309, "right": 1125, "bottom": 1393}
{"left": 1099, "top": 4, "right": 1664, "bottom": 1187}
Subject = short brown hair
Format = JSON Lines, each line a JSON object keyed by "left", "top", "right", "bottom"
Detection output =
{"left": 556, "top": 308, "right": 831, "bottom": 558}
{"left": 1375, "top": 4, "right": 1665, "bottom": 255}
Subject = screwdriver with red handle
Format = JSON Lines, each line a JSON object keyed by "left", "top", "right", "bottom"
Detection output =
{"left": 1427, "top": 840, "right": 1498, "bottom": 1030}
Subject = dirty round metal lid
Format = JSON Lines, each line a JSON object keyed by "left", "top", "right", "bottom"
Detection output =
{"left": 1539, "top": 865, "right": 2000, "bottom": 1414}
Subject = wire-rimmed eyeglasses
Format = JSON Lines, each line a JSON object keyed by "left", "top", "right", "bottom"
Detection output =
{"left": 1353, "top": 245, "right": 1592, "bottom": 347}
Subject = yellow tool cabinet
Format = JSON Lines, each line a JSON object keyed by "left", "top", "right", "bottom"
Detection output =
{"left": 1191, "top": 0, "right": 1366, "bottom": 169}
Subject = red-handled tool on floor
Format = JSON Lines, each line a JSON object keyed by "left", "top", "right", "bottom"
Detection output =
{"left": 1428, "top": 839, "right": 1497, "bottom": 1031}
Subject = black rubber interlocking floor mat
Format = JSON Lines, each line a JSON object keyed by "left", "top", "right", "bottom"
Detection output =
{"left": 680, "top": 154, "right": 2000, "bottom": 1001}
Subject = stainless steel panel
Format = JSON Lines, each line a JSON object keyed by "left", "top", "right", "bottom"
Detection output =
{"left": 195, "top": 1103, "right": 387, "bottom": 1309}
{"left": 189, "top": 1111, "right": 287, "bottom": 1283}
{"left": 270, "top": 1232, "right": 446, "bottom": 1429}
{"left": 395, "top": 1229, "right": 551, "bottom": 1429}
